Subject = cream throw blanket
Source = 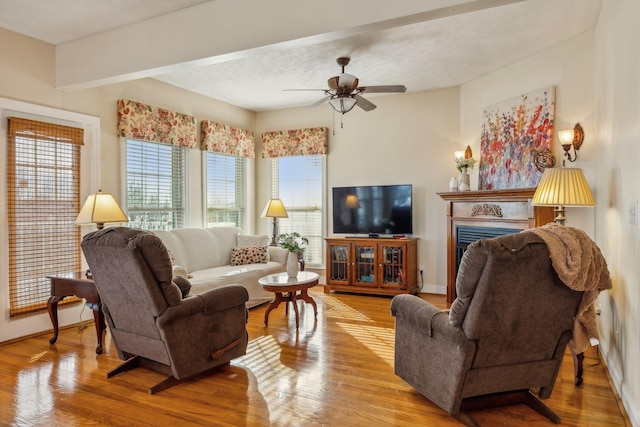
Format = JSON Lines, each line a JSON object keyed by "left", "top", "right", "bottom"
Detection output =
{"left": 531, "top": 223, "right": 613, "bottom": 353}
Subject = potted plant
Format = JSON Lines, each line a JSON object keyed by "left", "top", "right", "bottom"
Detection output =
{"left": 277, "top": 232, "right": 309, "bottom": 277}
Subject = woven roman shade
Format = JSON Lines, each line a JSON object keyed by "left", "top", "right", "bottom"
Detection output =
{"left": 7, "top": 117, "right": 84, "bottom": 317}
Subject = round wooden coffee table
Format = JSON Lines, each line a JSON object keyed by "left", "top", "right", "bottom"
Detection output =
{"left": 259, "top": 271, "right": 319, "bottom": 329}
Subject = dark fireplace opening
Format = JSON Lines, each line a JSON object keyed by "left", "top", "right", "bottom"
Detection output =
{"left": 455, "top": 226, "right": 522, "bottom": 274}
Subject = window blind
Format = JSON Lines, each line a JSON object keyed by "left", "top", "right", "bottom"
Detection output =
{"left": 125, "top": 138, "right": 186, "bottom": 230}
{"left": 273, "top": 155, "right": 324, "bottom": 267}
{"left": 7, "top": 117, "right": 83, "bottom": 317}
{"left": 205, "top": 152, "right": 246, "bottom": 229}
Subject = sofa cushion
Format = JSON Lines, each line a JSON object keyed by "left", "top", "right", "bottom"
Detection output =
{"left": 154, "top": 227, "right": 241, "bottom": 273}
{"left": 188, "top": 262, "right": 284, "bottom": 308}
{"left": 231, "top": 246, "right": 268, "bottom": 265}
{"left": 237, "top": 234, "right": 270, "bottom": 261}
{"left": 237, "top": 234, "right": 270, "bottom": 248}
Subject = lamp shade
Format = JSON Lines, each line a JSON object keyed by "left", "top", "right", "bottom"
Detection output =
{"left": 75, "top": 190, "right": 128, "bottom": 229}
{"left": 261, "top": 198, "right": 288, "bottom": 218}
{"left": 532, "top": 167, "right": 595, "bottom": 207}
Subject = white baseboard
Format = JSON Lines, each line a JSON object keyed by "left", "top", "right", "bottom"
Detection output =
{"left": 418, "top": 283, "right": 446, "bottom": 295}
{"left": 600, "top": 342, "right": 638, "bottom": 426}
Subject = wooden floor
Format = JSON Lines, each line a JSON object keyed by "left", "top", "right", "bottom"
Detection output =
{"left": 0, "top": 288, "right": 630, "bottom": 427}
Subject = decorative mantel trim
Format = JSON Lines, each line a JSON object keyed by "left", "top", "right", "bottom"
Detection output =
{"left": 471, "top": 203, "right": 503, "bottom": 218}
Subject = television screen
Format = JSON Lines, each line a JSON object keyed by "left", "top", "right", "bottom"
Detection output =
{"left": 332, "top": 184, "right": 412, "bottom": 235}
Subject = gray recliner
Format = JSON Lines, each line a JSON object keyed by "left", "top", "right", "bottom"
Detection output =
{"left": 391, "top": 230, "right": 583, "bottom": 426}
{"left": 81, "top": 227, "right": 249, "bottom": 394}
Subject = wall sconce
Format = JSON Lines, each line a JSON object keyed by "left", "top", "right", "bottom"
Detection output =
{"left": 558, "top": 123, "right": 584, "bottom": 163}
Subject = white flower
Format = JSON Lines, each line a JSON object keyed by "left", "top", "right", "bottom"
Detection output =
{"left": 455, "top": 157, "right": 476, "bottom": 172}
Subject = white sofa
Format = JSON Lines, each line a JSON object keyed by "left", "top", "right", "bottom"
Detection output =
{"left": 153, "top": 227, "right": 288, "bottom": 308}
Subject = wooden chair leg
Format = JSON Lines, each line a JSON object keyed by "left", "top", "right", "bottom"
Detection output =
{"left": 459, "top": 390, "right": 561, "bottom": 425}
{"left": 524, "top": 390, "right": 561, "bottom": 424}
{"left": 453, "top": 411, "right": 480, "bottom": 427}
{"left": 148, "top": 375, "right": 181, "bottom": 395}
{"left": 106, "top": 356, "right": 141, "bottom": 378}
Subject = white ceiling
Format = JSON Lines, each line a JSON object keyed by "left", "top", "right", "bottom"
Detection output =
{"left": 0, "top": 0, "right": 602, "bottom": 112}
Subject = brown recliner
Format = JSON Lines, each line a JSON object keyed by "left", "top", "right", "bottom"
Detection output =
{"left": 81, "top": 227, "right": 249, "bottom": 394}
{"left": 391, "top": 230, "right": 583, "bottom": 426}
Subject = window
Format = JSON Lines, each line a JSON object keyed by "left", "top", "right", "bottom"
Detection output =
{"left": 273, "top": 155, "right": 324, "bottom": 267}
{"left": 125, "top": 138, "right": 186, "bottom": 230}
{"left": 205, "top": 152, "right": 246, "bottom": 229}
{"left": 7, "top": 117, "right": 83, "bottom": 317}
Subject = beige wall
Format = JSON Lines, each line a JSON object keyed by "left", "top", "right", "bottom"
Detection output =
{"left": 0, "top": 28, "right": 257, "bottom": 342}
{"left": 256, "top": 88, "right": 460, "bottom": 294}
{"left": 593, "top": 0, "right": 640, "bottom": 424}
{"left": 460, "top": 31, "right": 597, "bottom": 235}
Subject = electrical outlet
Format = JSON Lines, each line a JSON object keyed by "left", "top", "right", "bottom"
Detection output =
{"left": 419, "top": 265, "right": 425, "bottom": 273}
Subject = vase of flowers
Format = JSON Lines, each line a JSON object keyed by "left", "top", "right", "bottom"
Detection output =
{"left": 455, "top": 157, "right": 476, "bottom": 191}
{"left": 277, "top": 232, "right": 309, "bottom": 278}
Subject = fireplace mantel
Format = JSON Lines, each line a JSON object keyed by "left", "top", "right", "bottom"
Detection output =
{"left": 437, "top": 188, "right": 555, "bottom": 303}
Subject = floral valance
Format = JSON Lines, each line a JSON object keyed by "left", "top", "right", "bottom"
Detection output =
{"left": 201, "top": 120, "right": 255, "bottom": 159}
{"left": 117, "top": 99, "right": 198, "bottom": 148}
{"left": 261, "top": 127, "right": 328, "bottom": 158}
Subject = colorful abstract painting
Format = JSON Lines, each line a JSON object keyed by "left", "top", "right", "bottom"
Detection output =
{"left": 478, "top": 86, "right": 555, "bottom": 190}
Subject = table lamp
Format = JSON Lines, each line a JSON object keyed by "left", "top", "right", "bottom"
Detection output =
{"left": 261, "top": 198, "right": 288, "bottom": 246}
{"left": 532, "top": 166, "right": 595, "bottom": 225}
{"left": 75, "top": 189, "right": 128, "bottom": 229}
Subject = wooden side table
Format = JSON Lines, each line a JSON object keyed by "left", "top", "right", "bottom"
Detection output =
{"left": 259, "top": 271, "right": 319, "bottom": 329}
{"left": 47, "top": 273, "right": 105, "bottom": 354}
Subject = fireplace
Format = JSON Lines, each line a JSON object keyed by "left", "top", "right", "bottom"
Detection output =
{"left": 438, "top": 188, "right": 554, "bottom": 303}
{"left": 455, "top": 225, "right": 522, "bottom": 276}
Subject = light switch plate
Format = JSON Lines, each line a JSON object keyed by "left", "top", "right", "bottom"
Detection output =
{"left": 630, "top": 200, "right": 638, "bottom": 225}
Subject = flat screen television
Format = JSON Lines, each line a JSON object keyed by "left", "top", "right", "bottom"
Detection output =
{"left": 332, "top": 184, "right": 412, "bottom": 236}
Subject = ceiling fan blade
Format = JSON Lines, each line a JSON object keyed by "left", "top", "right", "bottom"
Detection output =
{"left": 283, "top": 88, "right": 327, "bottom": 91}
{"left": 354, "top": 95, "right": 376, "bottom": 111}
{"left": 358, "top": 85, "right": 407, "bottom": 94}
{"left": 305, "top": 95, "right": 332, "bottom": 110}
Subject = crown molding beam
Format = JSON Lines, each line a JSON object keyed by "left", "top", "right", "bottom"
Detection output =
{"left": 55, "top": 0, "right": 524, "bottom": 91}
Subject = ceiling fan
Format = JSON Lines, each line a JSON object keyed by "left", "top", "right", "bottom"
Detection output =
{"left": 290, "top": 57, "right": 407, "bottom": 114}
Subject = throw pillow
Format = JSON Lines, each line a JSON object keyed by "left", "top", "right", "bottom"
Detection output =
{"left": 173, "top": 276, "right": 192, "bottom": 298}
{"left": 230, "top": 246, "right": 268, "bottom": 265}
{"left": 237, "top": 234, "right": 270, "bottom": 261}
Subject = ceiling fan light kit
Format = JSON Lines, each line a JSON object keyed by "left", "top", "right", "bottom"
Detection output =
{"left": 329, "top": 96, "right": 357, "bottom": 114}
{"left": 292, "top": 57, "right": 406, "bottom": 115}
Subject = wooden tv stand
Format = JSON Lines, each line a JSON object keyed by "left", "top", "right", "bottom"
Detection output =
{"left": 324, "top": 237, "right": 418, "bottom": 296}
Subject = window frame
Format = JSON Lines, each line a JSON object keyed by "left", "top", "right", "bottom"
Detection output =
{"left": 203, "top": 151, "right": 247, "bottom": 230}
{"left": 271, "top": 155, "right": 326, "bottom": 268}
{"left": 123, "top": 138, "right": 188, "bottom": 231}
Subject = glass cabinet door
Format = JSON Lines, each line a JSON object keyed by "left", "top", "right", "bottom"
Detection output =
{"left": 381, "top": 245, "right": 405, "bottom": 287}
{"left": 328, "top": 244, "right": 350, "bottom": 283}
{"left": 353, "top": 244, "right": 377, "bottom": 287}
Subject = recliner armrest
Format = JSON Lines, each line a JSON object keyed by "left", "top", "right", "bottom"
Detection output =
{"left": 198, "top": 284, "right": 249, "bottom": 314}
{"left": 391, "top": 294, "right": 467, "bottom": 343}
{"left": 158, "top": 284, "right": 248, "bottom": 325}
